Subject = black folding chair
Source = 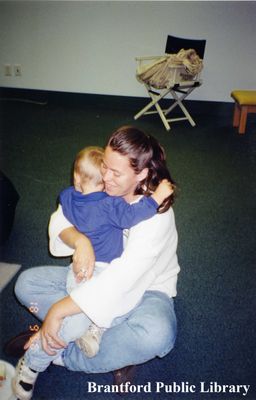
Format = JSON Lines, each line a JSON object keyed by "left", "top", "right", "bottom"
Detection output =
{"left": 134, "top": 35, "right": 206, "bottom": 131}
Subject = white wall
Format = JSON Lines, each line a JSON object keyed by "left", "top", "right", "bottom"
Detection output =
{"left": 0, "top": 1, "right": 255, "bottom": 102}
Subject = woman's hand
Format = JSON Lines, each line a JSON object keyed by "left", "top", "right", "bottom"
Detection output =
{"left": 23, "top": 315, "right": 66, "bottom": 356}
{"left": 60, "top": 227, "right": 95, "bottom": 280}
{"left": 39, "top": 307, "right": 67, "bottom": 355}
{"left": 24, "top": 330, "right": 41, "bottom": 352}
{"left": 72, "top": 236, "right": 95, "bottom": 280}
{"left": 25, "top": 297, "right": 82, "bottom": 355}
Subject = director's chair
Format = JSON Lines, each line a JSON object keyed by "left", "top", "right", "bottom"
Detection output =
{"left": 134, "top": 35, "right": 206, "bottom": 131}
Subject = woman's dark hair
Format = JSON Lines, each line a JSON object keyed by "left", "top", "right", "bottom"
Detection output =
{"left": 107, "top": 126, "right": 176, "bottom": 213}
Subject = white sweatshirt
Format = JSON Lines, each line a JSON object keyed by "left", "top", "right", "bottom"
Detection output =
{"left": 49, "top": 204, "right": 180, "bottom": 328}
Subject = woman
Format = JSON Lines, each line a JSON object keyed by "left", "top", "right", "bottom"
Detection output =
{"left": 13, "top": 126, "right": 180, "bottom": 398}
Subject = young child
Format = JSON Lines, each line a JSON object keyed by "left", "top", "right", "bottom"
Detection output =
{"left": 12, "top": 146, "right": 173, "bottom": 400}
{"left": 60, "top": 146, "right": 173, "bottom": 357}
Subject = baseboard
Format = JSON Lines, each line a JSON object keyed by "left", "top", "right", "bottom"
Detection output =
{"left": 0, "top": 87, "right": 233, "bottom": 115}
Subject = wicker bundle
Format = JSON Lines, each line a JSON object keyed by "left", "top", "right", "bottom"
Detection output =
{"left": 136, "top": 49, "right": 203, "bottom": 89}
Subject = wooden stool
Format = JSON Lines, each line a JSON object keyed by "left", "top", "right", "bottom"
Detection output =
{"left": 231, "top": 90, "right": 256, "bottom": 134}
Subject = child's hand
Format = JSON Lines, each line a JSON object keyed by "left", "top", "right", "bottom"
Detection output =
{"left": 151, "top": 179, "right": 174, "bottom": 205}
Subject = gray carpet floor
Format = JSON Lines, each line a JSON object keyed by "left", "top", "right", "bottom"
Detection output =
{"left": 0, "top": 93, "right": 255, "bottom": 399}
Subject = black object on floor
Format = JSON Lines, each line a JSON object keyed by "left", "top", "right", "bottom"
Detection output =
{"left": 0, "top": 171, "right": 19, "bottom": 245}
{"left": 4, "top": 330, "right": 34, "bottom": 358}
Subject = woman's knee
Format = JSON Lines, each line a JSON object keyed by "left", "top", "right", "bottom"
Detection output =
{"left": 144, "top": 315, "right": 176, "bottom": 357}
{"left": 128, "top": 310, "right": 177, "bottom": 358}
{"left": 157, "top": 300, "right": 177, "bottom": 356}
{"left": 155, "top": 314, "right": 177, "bottom": 356}
{"left": 14, "top": 269, "right": 34, "bottom": 303}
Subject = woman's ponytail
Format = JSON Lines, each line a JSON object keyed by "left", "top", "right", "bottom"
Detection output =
{"left": 108, "top": 126, "right": 177, "bottom": 212}
{"left": 142, "top": 135, "right": 176, "bottom": 213}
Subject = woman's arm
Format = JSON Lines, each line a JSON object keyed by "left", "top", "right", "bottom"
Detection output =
{"left": 49, "top": 204, "right": 180, "bottom": 328}
{"left": 49, "top": 205, "right": 95, "bottom": 279}
{"left": 40, "top": 296, "right": 82, "bottom": 354}
{"left": 70, "top": 209, "right": 180, "bottom": 328}
{"left": 25, "top": 296, "right": 82, "bottom": 355}
{"left": 29, "top": 207, "right": 95, "bottom": 355}
{"left": 48, "top": 205, "right": 74, "bottom": 256}
{"left": 60, "top": 227, "right": 95, "bottom": 279}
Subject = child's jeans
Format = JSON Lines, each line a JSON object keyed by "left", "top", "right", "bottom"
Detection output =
{"left": 24, "top": 263, "right": 108, "bottom": 372}
{"left": 24, "top": 304, "right": 91, "bottom": 372}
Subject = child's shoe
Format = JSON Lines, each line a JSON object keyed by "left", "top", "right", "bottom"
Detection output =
{"left": 76, "top": 324, "right": 105, "bottom": 358}
{"left": 12, "top": 357, "right": 39, "bottom": 400}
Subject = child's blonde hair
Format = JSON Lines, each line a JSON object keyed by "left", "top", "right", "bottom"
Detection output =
{"left": 74, "top": 146, "right": 104, "bottom": 186}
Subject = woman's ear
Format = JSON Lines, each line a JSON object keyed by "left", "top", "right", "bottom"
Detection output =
{"left": 137, "top": 168, "right": 149, "bottom": 183}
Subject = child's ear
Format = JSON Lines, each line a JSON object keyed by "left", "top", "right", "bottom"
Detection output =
{"left": 74, "top": 172, "right": 81, "bottom": 186}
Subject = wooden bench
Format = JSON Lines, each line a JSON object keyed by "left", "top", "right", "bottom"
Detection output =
{"left": 231, "top": 90, "right": 256, "bottom": 134}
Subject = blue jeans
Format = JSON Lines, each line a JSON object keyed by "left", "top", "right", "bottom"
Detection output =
{"left": 14, "top": 265, "right": 177, "bottom": 373}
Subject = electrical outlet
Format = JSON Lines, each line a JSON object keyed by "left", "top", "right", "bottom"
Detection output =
{"left": 14, "top": 64, "right": 22, "bottom": 76}
{"left": 4, "top": 64, "right": 12, "bottom": 76}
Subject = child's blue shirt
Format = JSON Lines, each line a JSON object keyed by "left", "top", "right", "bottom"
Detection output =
{"left": 59, "top": 187, "right": 158, "bottom": 263}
